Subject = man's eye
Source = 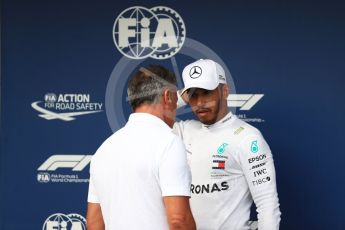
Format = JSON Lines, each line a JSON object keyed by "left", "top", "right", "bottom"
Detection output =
{"left": 189, "top": 93, "right": 197, "bottom": 99}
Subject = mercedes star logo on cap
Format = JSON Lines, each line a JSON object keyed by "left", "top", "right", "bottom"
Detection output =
{"left": 189, "top": 66, "right": 202, "bottom": 79}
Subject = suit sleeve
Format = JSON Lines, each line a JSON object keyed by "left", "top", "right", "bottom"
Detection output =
{"left": 238, "top": 131, "right": 281, "bottom": 230}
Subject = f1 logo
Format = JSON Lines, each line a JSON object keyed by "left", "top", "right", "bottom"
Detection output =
{"left": 227, "top": 94, "right": 264, "bottom": 110}
{"left": 38, "top": 155, "right": 92, "bottom": 171}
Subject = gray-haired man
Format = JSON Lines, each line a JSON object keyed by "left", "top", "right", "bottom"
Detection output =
{"left": 87, "top": 65, "right": 196, "bottom": 230}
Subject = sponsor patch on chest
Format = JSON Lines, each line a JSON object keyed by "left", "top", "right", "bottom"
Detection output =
{"left": 191, "top": 181, "right": 229, "bottom": 194}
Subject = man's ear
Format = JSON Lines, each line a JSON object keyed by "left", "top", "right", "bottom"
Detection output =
{"left": 163, "top": 89, "right": 172, "bottom": 104}
{"left": 222, "top": 84, "right": 230, "bottom": 98}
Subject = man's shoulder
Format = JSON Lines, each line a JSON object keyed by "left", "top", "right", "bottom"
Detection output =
{"left": 226, "top": 117, "right": 267, "bottom": 150}
{"left": 229, "top": 117, "right": 271, "bottom": 155}
{"left": 92, "top": 129, "right": 123, "bottom": 158}
{"left": 230, "top": 116, "right": 262, "bottom": 136}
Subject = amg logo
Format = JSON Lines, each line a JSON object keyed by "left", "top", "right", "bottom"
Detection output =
{"left": 191, "top": 182, "right": 229, "bottom": 194}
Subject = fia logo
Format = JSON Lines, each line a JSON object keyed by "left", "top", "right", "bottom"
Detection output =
{"left": 44, "top": 93, "right": 57, "bottom": 103}
{"left": 113, "top": 6, "right": 186, "bottom": 59}
{"left": 42, "top": 213, "right": 86, "bottom": 230}
{"left": 37, "top": 172, "right": 50, "bottom": 183}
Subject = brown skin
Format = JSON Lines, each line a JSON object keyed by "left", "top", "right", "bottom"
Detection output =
{"left": 163, "top": 196, "right": 196, "bottom": 230}
{"left": 87, "top": 203, "right": 105, "bottom": 230}
{"left": 162, "top": 88, "right": 178, "bottom": 128}
{"left": 184, "top": 84, "right": 230, "bottom": 125}
{"left": 135, "top": 87, "right": 178, "bottom": 128}
{"left": 87, "top": 197, "right": 196, "bottom": 230}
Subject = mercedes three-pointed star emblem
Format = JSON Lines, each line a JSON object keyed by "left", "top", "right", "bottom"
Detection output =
{"left": 189, "top": 66, "right": 202, "bottom": 79}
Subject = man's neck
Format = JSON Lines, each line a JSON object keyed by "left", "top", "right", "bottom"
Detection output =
{"left": 216, "top": 111, "right": 229, "bottom": 122}
{"left": 135, "top": 104, "right": 161, "bottom": 116}
{"left": 134, "top": 104, "right": 167, "bottom": 123}
{"left": 214, "top": 101, "right": 230, "bottom": 123}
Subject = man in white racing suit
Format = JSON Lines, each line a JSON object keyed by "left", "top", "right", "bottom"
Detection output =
{"left": 173, "top": 59, "right": 281, "bottom": 230}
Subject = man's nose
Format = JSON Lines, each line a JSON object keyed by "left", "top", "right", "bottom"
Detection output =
{"left": 196, "top": 95, "right": 205, "bottom": 106}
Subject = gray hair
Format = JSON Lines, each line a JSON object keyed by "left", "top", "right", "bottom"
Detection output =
{"left": 127, "top": 65, "right": 177, "bottom": 110}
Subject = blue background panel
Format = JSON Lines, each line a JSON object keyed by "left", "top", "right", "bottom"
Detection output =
{"left": 1, "top": 0, "right": 345, "bottom": 229}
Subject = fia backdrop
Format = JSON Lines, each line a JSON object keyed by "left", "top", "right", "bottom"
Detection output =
{"left": 1, "top": 0, "right": 345, "bottom": 229}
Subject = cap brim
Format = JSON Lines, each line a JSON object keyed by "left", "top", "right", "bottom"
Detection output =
{"left": 181, "top": 81, "right": 219, "bottom": 95}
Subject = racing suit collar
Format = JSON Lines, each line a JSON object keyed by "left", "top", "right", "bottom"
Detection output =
{"left": 202, "top": 111, "right": 234, "bottom": 129}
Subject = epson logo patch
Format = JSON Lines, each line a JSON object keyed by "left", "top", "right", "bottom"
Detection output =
{"left": 248, "top": 154, "right": 267, "bottom": 164}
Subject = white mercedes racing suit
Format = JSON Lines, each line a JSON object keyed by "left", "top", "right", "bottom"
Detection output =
{"left": 173, "top": 112, "right": 281, "bottom": 230}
